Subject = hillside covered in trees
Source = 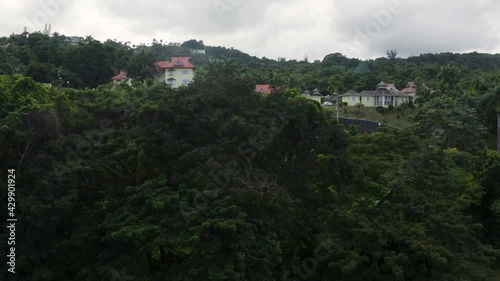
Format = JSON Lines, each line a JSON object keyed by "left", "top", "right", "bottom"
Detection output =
{"left": 1, "top": 32, "right": 500, "bottom": 280}
{"left": 3, "top": 31, "right": 500, "bottom": 91}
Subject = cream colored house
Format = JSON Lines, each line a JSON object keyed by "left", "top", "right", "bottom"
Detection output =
{"left": 301, "top": 88, "right": 323, "bottom": 104}
{"left": 154, "top": 57, "right": 195, "bottom": 88}
{"left": 341, "top": 82, "right": 414, "bottom": 107}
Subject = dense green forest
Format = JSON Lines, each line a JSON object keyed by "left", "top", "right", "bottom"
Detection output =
{"left": 1, "top": 32, "right": 500, "bottom": 280}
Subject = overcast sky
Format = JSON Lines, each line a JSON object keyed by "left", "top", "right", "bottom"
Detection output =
{"left": 1, "top": 0, "right": 500, "bottom": 61}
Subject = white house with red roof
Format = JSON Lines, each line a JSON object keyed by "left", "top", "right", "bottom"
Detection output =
{"left": 154, "top": 57, "right": 195, "bottom": 88}
{"left": 111, "top": 70, "right": 132, "bottom": 86}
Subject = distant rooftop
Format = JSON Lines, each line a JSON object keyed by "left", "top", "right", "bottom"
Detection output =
{"left": 155, "top": 57, "right": 195, "bottom": 69}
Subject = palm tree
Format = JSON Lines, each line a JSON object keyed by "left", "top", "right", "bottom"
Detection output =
{"left": 327, "top": 75, "right": 345, "bottom": 95}
{"left": 481, "top": 85, "right": 500, "bottom": 152}
{"left": 204, "top": 57, "right": 243, "bottom": 80}
{"left": 328, "top": 75, "right": 345, "bottom": 121}
{"left": 415, "top": 83, "right": 439, "bottom": 105}
{"left": 217, "top": 56, "right": 241, "bottom": 78}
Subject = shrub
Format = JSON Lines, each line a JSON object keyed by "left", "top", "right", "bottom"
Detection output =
{"left": 376, "top": 106, "right": 386, "bottom": 115}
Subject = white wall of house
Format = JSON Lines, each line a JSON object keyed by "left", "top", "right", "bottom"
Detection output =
{"left": 362, "top": 96, "right": 375, "bottom": 106}
{"left": 342, "top": 95, "right": 412, "bottom": 107}
{"left": 396, "top": 96, "right": 410, "bottom": 105}
{"left": 343, "top": 96, "right": 361, "bottom": 106}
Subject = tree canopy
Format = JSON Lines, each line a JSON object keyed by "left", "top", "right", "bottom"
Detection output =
{"left": 1, "top": 31, "right": 500, "bottom": 281}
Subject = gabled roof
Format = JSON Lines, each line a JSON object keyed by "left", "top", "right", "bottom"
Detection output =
{"left": 375, "top": 82, "right": 399, "bottom": 94}
{"left": 387, "top": 84, "right": 398, "bottom": 91}
{"left": 374, "top": 88, "right": 395, "bottom": 96}
{"left": 359, "top": 90, "right": 375, "bottom": 96}
{"left": 310, "top": 89, "right": 322, "bottom": 96}
{"left": 406, "top": 82, "right": 417, "bottom": 88}
{"left": 155, "top": 57, "right": 195, "bottom": 69}
{"left": 111, "top": 70, "right": 128, "bottom": 81}
{"left": 401, "top": 88, "right": 417, "bottom": 94}
{"left": 255, "top": 84, "right": 272, "bottom": 94}
{"left": 343, "top": 90, "right": 359, "bottom": 96}
{"left": 400, "top": 82, "right": 417, "bottom": 94}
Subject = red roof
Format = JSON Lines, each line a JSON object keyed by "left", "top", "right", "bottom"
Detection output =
{"left": 155, "top": 57, "right": 195, "bottom": 69}
{"left": 401, "top": 82, "right": 417, "bottom": 94}
{"left": 255, "top": 84, "right": 272, "bottom": 94}
{"left": 111, "top": 70, "right": 128, "bottom": 81}
{"left": 400, "top": 88, "right": 417, "bottom": 94}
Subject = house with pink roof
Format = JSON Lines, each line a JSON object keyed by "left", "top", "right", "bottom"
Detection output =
{"left": 400, "top": 82, "right": 418, "bottom": 99}
{"left": 111, "top": 70, "right": 132, "bottom": 87}
{"left": 255, "top": 84, "right": 272, "bottom": 94}
{"left": 154, "top": 57, "right": 196, "bottom": 88}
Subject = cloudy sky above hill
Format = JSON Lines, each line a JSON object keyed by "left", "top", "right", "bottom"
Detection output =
{"left": 1, "top": 0, "right": 500, "bottom": 60}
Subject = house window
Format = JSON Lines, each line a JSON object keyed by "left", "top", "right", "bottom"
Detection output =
{"left": 182, "top": 70, "right": 188, "bottom": 75}
{"left": 366, "top": 97, "right": 371, "bottom": 102}
{"left": 384, "top": 96, "right": 394, "bottom": 106}
{"left": 374, "top": 96, "right": 383, "bottom": 106}
{"left": 168, "top": 70, "right": 175, "bottom": 76}
{"left": 174, "top": 60, "right": 184, "bottom": 66}
{"left": 167, "top": 78, "right": 175, "bottom": 85}
{"left": 182, "top": 79, "right": 189, "bottom": 85}
{"left": 351, "top": 96, "right": 356, "bottom": 102}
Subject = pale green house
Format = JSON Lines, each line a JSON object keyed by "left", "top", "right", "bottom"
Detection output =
{"left": 340, "top": 82, "right": 415, "bottom": 107}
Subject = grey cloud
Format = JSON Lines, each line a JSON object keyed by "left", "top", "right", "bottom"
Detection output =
{"left": 331, "top": 0, "right": 500, "bottom": 58}
{"left": 1, "top": 0, "right": 500, "bottom": 60}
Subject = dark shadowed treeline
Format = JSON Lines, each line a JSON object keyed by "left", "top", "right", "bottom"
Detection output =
{"left": 0, "top": 65, "right": 499, "bottom": 280}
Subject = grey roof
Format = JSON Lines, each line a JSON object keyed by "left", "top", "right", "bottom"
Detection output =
{"left": 359, "top": 90, "right": 375, "bottom": 96}
{"left": 309, "top": 88, "right": 322, "bottom": 96}
{"left": 343, "top": 90, "right": 359, "bottom": 95}
{"left": 373, "top": 88, "right": 393, "bottom": 96}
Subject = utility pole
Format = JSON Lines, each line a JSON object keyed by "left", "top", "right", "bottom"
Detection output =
{"left": 336, "top": 92, "right": 339, "bottom": 122}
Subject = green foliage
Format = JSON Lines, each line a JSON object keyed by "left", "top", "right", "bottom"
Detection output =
{"left": 2, "top": 31, "right": 500, "bottom": 281}
{"left": 10, "top": 76, "right": 48, "bottom": 105}
{"left": 181, "top": 39, "right": 205, "bottom": 49}
{"left": 408, "top": 97, "right": 487, "bottom": 153}
{"left": 25, "top": 62, "right": 53, "bottom": 82}
{"left": 376, "top": 106, "right": 386, "bottom": 115}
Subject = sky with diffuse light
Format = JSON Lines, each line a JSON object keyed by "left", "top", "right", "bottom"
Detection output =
{"left": 1, "top": 0, "right": 499, "bottom": 60}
